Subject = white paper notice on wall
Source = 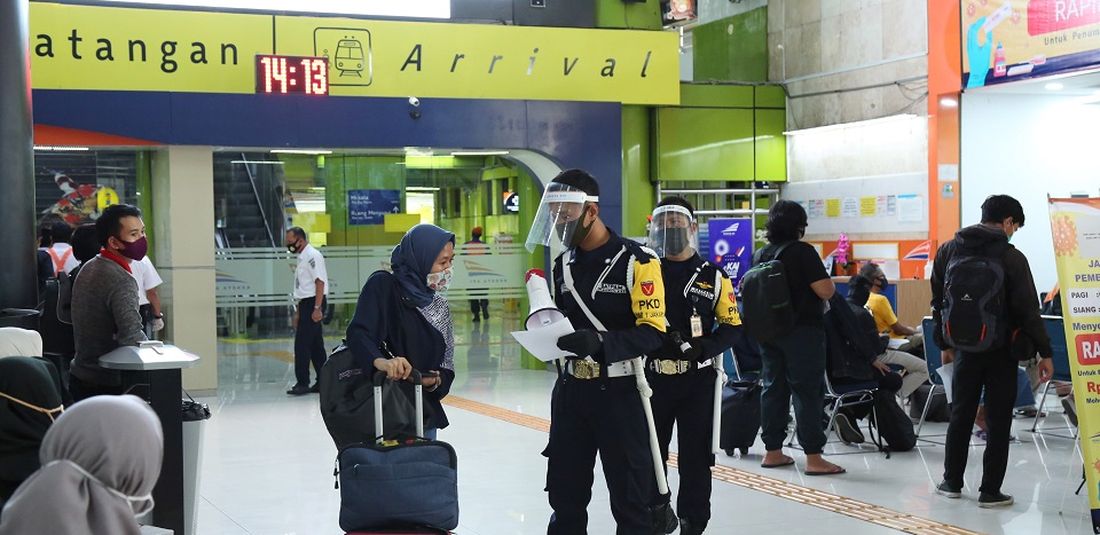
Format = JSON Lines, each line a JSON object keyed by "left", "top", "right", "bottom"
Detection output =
{"left": 897, "top": 194, "right": 924, "bottom": 223}
{"left": 938, "top": 164, "right": 959, "bottom": 182}
{"left": 842, "top": 197, "right": 859, "bottom": 218}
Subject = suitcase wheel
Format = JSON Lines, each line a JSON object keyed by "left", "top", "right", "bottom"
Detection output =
{"left": 739, "top": 447, "right": 749, "bottom": 456}
{"left": 724, "top": 449, "right": 736, "bottom": 457}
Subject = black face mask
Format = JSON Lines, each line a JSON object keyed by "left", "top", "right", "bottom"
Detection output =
{"left": 555, "top": 209, "right": 593, "bottom": 249}
{"left": 287, "top": 240, "right": 302, "bottom": 253}
{"left": 655, "top": 228, "right": 690, "bottom": 256}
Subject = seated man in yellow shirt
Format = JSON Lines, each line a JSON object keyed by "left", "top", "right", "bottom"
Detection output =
{"left": 860, "top": 264, "right": 922, "bottom": 352}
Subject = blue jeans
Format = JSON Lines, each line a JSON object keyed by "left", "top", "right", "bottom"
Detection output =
{"left": 424, "top": 428, "right": 438, "bottom": 440}
{"left": 760, "top": 325, "right": 828, "bottom": 455}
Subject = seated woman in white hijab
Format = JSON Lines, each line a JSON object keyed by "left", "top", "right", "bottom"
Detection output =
{"left": 0, "top": 395, "right": 163, "bottom": 535}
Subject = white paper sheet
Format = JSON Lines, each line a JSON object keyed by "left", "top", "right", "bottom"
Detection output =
{"left": 510, "top": 318, "right": 576, "bottom": 362}
{"left": 936, "top": 361, "right": 955, "bottom": 404}
{"left": 888, "top": 338, "right": 906, "bottom": 350}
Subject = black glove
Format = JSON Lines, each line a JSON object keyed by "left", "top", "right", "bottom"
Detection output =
{"left": 557, "top": 330, "right": 603, "bottom": 359}
{"left": 681, "top": 338, "right": 705, "bottom": 362}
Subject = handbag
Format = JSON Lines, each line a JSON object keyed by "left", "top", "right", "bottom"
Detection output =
{"left": 320, "top": 343, "right": 416, "bottom": 449}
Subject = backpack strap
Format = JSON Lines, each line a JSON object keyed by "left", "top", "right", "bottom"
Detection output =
{"left": 46, "top": 248, "right": 71, "bottom": 275}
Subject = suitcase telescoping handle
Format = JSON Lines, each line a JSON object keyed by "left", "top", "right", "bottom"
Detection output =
{"left": 371, "top": 369, "right": 425, "bottom": 443}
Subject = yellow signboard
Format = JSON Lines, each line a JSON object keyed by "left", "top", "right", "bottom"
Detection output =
{"left": 1049, "top": 197, "right": 1100, "bottom": 533}
{"left": 962, "top": 0, "right": 1100, "bottom": 88}
{"left": 30, "top": 2, "right": 680, "bottom": 105}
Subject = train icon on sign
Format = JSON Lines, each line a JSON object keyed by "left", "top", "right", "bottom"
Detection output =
{"left": 314, "top": 27, "right": 373, "bottom": 87}
{"left": 334, "top": 38, "right": 366, "bottom": 77}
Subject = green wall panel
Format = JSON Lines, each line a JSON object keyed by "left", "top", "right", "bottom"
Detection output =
{"left": 756, "top": 85, "right": 786, "bottom": 108}
{"left": 656, "top": 107, "right": 755, "bottom": 181}
{"left": 754, "top": 109, "right": 787, "bottom": 181}
{"left": 680, "top": 84, "right": 755, "bottom": 108}
{"left": 621, "top": 105, "right": 655, "bottom": 237}
{"left": 595, "top": 0, "right": 662, "bottom": 30}
{"left": 692, "top": 7, "right": 768, "bottom": 82}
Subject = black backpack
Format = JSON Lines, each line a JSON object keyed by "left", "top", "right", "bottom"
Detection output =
{"left": 870, "top": 390, "right": 916, "bottom": 452}
{"left": 942, "top": 246, "right": 1008, "bottom": 353}
{"left": 741, "top": 242, "right": 796, "bottom": 343}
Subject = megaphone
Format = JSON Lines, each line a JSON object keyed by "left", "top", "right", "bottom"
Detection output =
{"left": 525, "top": 269, "right": 564, "bottom": 329}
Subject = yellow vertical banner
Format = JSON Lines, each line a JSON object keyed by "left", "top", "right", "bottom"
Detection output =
{"left": 1048, "top": 197, "right": 1100, "bottom": 532}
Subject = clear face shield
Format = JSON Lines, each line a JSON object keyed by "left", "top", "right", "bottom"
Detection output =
{"left": 647, "top": 205, "right": 698, "bottom": 258}
{"left": 524, "top": 184, "right": 599, "bottom": 252}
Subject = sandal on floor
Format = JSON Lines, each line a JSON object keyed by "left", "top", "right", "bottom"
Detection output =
{"left": 761, "top": 457, "right": 796, "bottom": 469}
{"left": 805, "top": 466, "right": 847, "bottom": 476}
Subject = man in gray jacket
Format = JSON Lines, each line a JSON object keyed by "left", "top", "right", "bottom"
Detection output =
{"left": 69, "top": 204, "right": 149, "bottom": 401}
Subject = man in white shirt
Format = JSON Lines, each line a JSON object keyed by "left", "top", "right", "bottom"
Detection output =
{"left": 42, "top": 221, "right": 80, "bottom": 275}
{"left": 130, "top": 256, "right": 164, "bottom": 338}
{"left": 286, "top": 227, "right": 329, "bottom": 396}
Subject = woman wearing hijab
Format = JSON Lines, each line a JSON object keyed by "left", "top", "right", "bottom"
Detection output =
{"left": 347, "top": 224, "right": 457, "bottom": 439}
{"left": 0, "top": 395, "right": 163, "bottom": 535}
{"left": 0, "top": 357, "right": 64, "bottom": 504}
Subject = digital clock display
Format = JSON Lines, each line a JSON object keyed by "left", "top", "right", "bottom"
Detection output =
{"left": 255, "top": 55, "right": 329, "bottom": 95}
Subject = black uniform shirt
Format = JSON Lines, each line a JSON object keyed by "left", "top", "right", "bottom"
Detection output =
{"left": 552, "top": 232, "right": 667, "bottom": 363}
{"left": 656, "top": 254, "right": 741, "bottom": 360}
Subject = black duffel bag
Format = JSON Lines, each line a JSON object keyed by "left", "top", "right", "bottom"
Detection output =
{"left": 320, "top": 344, "right": 416, "bottom": 449}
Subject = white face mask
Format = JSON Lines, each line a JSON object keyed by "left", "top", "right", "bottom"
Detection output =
{"left": 46, "top": 460, "right": 155, "bottom": 517}
{"left": 0, "top": 391, "right": 64, "bottom": 422}
{"left": 426, "top": 267, "right": 453, "bottom": 292}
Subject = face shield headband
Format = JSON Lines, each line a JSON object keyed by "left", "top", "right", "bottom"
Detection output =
{"left": 525, "top": 188, "right": 599, "bottom": 252}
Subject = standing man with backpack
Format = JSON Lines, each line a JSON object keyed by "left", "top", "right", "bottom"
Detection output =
{"left": 742, "top": 200, "right": 844, "bottom": 476}
{"left": 932, "top": 194, "right": 1053, "bottom": 507}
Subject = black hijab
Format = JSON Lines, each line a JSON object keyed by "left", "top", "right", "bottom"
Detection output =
{"left": 0, "top": 357, "right": 63, "bottom": 501}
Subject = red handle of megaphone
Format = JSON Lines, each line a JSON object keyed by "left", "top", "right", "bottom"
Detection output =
{"left": 526, "top": 268, "right": 546, "bottom": 282}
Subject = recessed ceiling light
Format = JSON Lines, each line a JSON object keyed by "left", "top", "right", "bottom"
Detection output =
{"left": 448, "top": 150, "right": 508, "bottom": 156}
{"left": 34, "top": 146, "right": 90, "bottom": 151}
{"left": 271, "top": 149, "right": 332, "bottom": 155}
{"left": 1045, "top": 82, "right": 1065, "bottom": 91}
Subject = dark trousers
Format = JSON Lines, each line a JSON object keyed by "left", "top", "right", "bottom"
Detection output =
{"left": 545, "top": 376, "right": 658, "bottom": 535}
{"left": 469, "top": 294, "right": 489, "bottom": 319}
{"left": 650, "top": 368, "right": 716, "bottom": 524}
{"left": 69, "top": 374, "right": 125, "bottom": 402}
{"left": 294, "top": 297, "right": 327, "bottom": 386}
{"left": 943, "top": 349, "right": 1018, "bottom": 493}
{"left": 760, "top": 325, "right": 827, "bottom": 454}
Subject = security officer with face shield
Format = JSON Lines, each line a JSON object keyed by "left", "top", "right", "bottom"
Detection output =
{"left": 646, "top": 197, "right": 741, "bottom": 535}
{"left": 526, "top": 169, "right": 677, "bottom": 535}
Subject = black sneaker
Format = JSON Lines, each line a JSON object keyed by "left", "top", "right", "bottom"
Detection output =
{"left": 651, "top": 502, "right": 677, "bottom": 534}
{"left": 834, "top": 413, "right": 865, "bottom": 445}
{"left": 978, "top": 491, "right": 1013, "bottom": 508}
{"left": 309, "top": 382, "right": 320, "bottom": 394}
{"left": 472, "top": 315, "right": 481, "bottom": 323}
{"left": 935, "top": 481, "right": 962, "bottom": 499}
{"left": 679, "top": 518, "right": 706, "bottom": 535}
{"left": 286, "top": 384, "right": 310, "bottom": 396}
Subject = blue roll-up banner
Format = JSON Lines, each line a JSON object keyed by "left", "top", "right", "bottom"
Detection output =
{"left": 706, "top": 218, "right": 753, "bottom": 290}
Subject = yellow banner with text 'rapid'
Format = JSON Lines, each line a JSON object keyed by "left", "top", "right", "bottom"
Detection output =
{"left": 30, "top": 2, "right": 680, "bottom": 105}
{"left": 1049, "top": 197, "right": 1100, "bottom": 533}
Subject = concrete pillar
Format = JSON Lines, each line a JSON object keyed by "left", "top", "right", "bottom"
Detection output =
{"left": 0, "top": 0, "right": 37, "bottom": 313}
{"left": 152, "top": 147, "right": 218, "bottom": 392}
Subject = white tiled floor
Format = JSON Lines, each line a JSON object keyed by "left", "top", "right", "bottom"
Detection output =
{"left": 195, "top": 310, "right": 1093, "bottom": 534}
